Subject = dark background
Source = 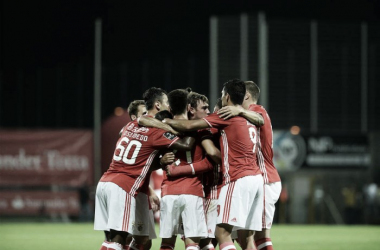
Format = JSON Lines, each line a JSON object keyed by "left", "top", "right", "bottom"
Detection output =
{"left": 1, "top": 0, "right": 380, "bottom": 129}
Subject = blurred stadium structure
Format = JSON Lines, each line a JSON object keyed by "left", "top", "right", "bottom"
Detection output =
{"left": 0, "top": 1, "right": 380, "bottom": 225}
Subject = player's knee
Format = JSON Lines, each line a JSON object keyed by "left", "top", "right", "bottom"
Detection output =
{"left": 254, "top": 228, "right": 270, "bottom": 240}
{"left": 109, "top": 229, "right": 129, "bottom": 245}
{"left": 215, "top": 224, "right": 232, "bottom": 241}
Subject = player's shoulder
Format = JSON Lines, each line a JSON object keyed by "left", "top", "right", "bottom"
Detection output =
{"left": 123, "top": 120, "right": 137, "bottom": 132}
{"left": 203, "top": 112, "right": 219, "bottom": 120}
{"left": 250, "top": 104, "right": 268, "bottom": 114}
{"left": 124, "top": 121, "right": 161, "bottom": 135}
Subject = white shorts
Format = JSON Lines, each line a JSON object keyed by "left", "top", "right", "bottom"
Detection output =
{"left": 204, "top": 198, "right": 218, "bottom": 238}
{"left": 262, "top": 181, "right": 281, "bottom": 229}
{"left": 217, "top": 175, "right": 264, "bottom": 231}
{"left": 148, "top": 210, "right": 157, "bottom": 239}
{"left": 159, "top": 194, "right": 208, "bottom": 238}
{"left": 94, "top": 182, "right": 152, "bottom": 236}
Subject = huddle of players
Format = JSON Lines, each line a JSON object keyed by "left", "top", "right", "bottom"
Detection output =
{"left": 94, "top": 79, "right": 282, "bottom": 250}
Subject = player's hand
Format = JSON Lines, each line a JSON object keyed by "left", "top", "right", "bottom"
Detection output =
{"left": 168, "top": 127, "right": 180, "bottom": 136}
{"left": 149, "top": 191, "right": 160, "bottom": 212}
{"left": 217, "top": 106, "right": 243, "bottom": 120}
{"left": 160, "top": 152, "right": 175, "bottom": 166}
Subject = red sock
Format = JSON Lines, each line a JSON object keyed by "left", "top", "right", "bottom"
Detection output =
{"left": 160, "top": 243, "right": 175, "bottom": 250}
{"left": 255, "top": 238, "right": 273, "bottom": 250}
{"left": 100, "top": 241, "right": 109, "bottom": 250}
{"left": 186, "top": 243, "right": 200, "bottom": 250}
{"left": 219, "top": 242, "right": 236, "bottom": 250}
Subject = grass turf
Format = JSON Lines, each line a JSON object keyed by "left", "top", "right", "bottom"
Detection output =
{"left": 1, "top": 223, "right": 379, "bottom": 250}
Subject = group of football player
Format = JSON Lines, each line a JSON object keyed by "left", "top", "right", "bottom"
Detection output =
{"left": 94, "top": 79, "right": 282, "bottom": 250}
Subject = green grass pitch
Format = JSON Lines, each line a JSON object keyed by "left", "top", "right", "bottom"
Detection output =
{"left": 1, "top": 223, "right": 379, "bottom": 250}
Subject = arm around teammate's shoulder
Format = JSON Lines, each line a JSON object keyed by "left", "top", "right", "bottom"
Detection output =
{"left": 138, "top": 116, "right": 180, "bottom": 135}
{"left": 217, "top": 106, "right": 264, "bottom": 126}
{"left": 201, "top": 139, "right": 222, "bottom": 165}
{"left": 163, "top": 118, "right": 209, "bottom": 132}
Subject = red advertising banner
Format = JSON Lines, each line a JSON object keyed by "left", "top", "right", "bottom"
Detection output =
{"left": 0, "top": 130, "right": 93, "bottom": 186}
{"left": 0, "top": 191, "right": 80, "bottom": 215}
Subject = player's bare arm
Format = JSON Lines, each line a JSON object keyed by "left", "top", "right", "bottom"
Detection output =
{"left": 217, "top": 106, "right": 264, "bottom": 126}
{"left": 163, "top": 118, "right": 209, "bottom": 132}
{"left": 201, "top": 139, "right": 222, "bottom": 165}
{"left": 138, "top": 116, "right": 180, "bottom": 135}
{"left": 170, "top": 136, "right": 196, "bottom": 151}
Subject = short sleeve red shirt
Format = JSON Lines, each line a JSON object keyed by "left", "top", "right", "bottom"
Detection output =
{"left": 203, "top": 112, "right": 261, "bottom": 184}
{"left": 100, "top": 120, "right": 179, "bottom": 196}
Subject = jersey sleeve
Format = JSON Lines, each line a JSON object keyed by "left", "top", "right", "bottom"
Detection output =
{"left": 198, "top": 128, "right": 213, "bottom": 141}
{"left": 203, "top": 113, "right": 230, "bottom": 129}
{"left": 250, "top": 104, "right": 265, "bottom": 117}
{"left": 151, "top": 129, "right": 180, "bottom": 148}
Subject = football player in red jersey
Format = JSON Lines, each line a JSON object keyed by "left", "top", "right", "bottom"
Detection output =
{"left": 158, "top": 89, "right": 210, "bottom": 250}
{"left": 124, "top": 98, "right": 170, "bottom": 250}
{"left": 187, "top": 91, "right": 221, "bottom": 250}
{"left": 217, "top": 81, "right": 281, "bottom": 250}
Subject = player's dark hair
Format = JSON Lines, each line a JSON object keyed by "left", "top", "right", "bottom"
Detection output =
{"left": 127, "top": 100, "right": 145, "bottom": 119}
{"left": 187, "top": 92, "right": 209, "bottom": 109}
{"left": 223, "top": 79, "right": 246, "bottom": 105}
{"left": 245, "top": 81, "right": 260, "bottom": 102}
{"left": 154, "top": 110, "right": 173, "bottom": 121}
{"left": 142, "top": 87, "right": 167, "bottom": 110}
{"left": 168, "top": 89, "right": 189, "bottom": 116}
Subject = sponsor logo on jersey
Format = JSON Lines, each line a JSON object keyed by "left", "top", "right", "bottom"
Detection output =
{"left": 132, "top": 126, "right": 149, "bottom": 133}
{"left": 163, "top": 132, "right": 176, "bottom": 140}
{"left": 127, "top": 123, "right": 135, "bottom": 130}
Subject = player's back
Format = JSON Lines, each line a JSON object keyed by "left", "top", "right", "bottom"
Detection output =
{"left": 203, "top": 113, "right": 261, "bottom": 184}
{"left": 101, "top": 120, "right": 179, "bottom": 196}
{"left": 249, "top": 104, "right": 281, "bottom": 184}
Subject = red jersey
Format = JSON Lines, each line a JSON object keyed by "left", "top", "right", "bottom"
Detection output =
{"left": 200, "top": 128, "right": 223, "bottom": 200}
{"left": 161, "top": 133, "right": 205, "bottom": 198}
{"left": 100, "top": 120, "right": 179, "bottom": 196}
{"left": 203, "top": 113, "right": 261, "bottom": 185}
{"left": 249, "top": 104, "right": 281, "bottom": 184}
